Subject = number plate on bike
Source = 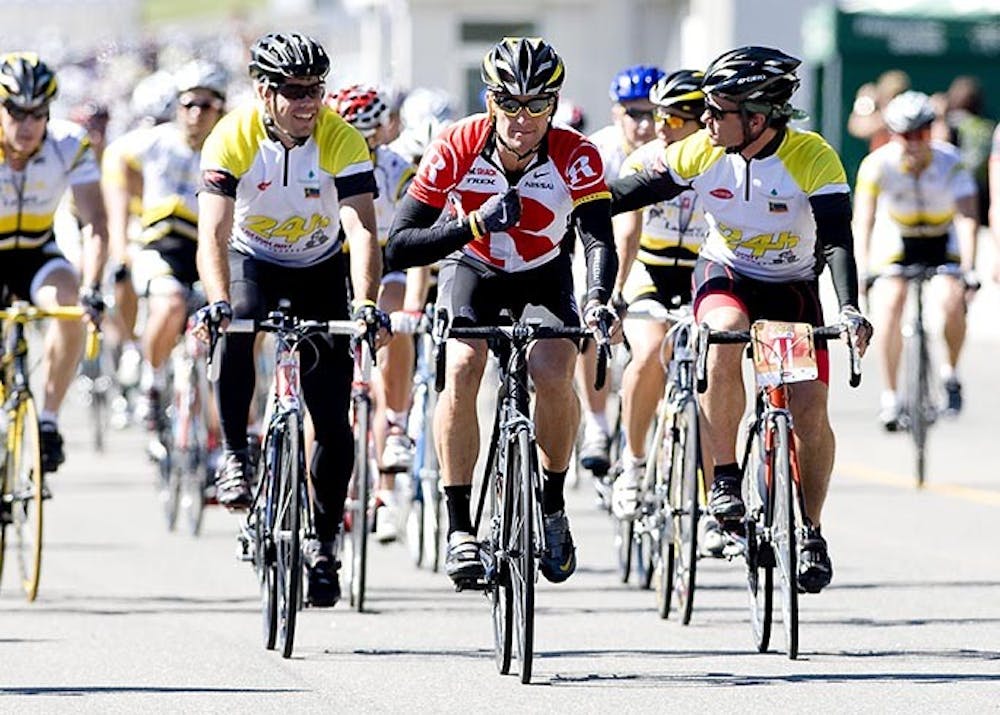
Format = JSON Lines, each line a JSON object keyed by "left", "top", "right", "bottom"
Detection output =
{"left": 750, "top": 321, "right": 817, "bottom": 387}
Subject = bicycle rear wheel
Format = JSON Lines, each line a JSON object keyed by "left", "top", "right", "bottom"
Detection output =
{"left": 744, "top": 424, "right": 773, "bottom": 652}
{"left": 671, "top": 396, "right": 701, "bottom": 625}
{"left": 276, "top": 414, "right": 302, "bottom": 658}
{"left": 11, "top": 397, "right": 43, "bottom": 601}
{"left": 771, "top": 414, "right": 799, "bottom": 659}
{"left": 348, "top": 393, "right": 371, "bottom": 612}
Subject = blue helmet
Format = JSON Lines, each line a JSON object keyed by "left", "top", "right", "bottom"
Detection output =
{"left": 609, "top": 64, "right": 664, "bottom": 103}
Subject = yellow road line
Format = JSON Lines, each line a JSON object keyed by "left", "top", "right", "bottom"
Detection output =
{"left": 838, "top": 462, "right": 1000, "bottom": 505}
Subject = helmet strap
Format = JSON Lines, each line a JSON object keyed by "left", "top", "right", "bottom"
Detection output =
{"left": 263, "top": 93, "right": 309, "bottom": 147}
{"left": 727, "top": 107, "right": 768, "bottom": 155}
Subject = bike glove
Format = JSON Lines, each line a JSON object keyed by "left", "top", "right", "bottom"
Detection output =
{"left": 472, "top": 188, "right": 521, "bottom": 234}
{"left": 79, "top": 286, "right": 106, "bottom": 323}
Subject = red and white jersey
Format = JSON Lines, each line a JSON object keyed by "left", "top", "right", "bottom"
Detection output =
{"left": 408, "top": 114, "right": 610, "bottom": 272}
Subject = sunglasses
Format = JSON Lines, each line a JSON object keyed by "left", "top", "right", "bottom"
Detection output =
{"left": 179, "top": 98, "right": 222, "bottom": 111}
{"left": 493, "top": 94, "right": 555, "bottom": 117}
{"left": 900, "top": 127, "right": 931, "bottom": 141}
{"left": 4, "top": 104, "right": 49, "bottom": 122}
{"left": 623, "top": 107, "right": 654, "bottom": 122}
{"left": 704, "top": 101, "right": 741, "bottom": 121}
{"left": 654, "top": 108, "right": 688, "bottom": 129}
{"left": 273, "top": 82, "right": 325, "bottom": 101}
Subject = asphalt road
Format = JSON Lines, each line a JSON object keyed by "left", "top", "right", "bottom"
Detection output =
{"left": 2, "top": 277, "right": 998, "bottom": 713}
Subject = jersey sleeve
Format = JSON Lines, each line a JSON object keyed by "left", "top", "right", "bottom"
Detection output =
{"left": 200, "top": 105, "right": 264, "bottom": 179}
{"left": 407, "top": 135, "right": 462, "bottom": 209}
{"left": 947, "top": 156, "right": 978, "bottom": 200}
{"left": 781, "top": 131, "right": 850, "bottom": 197}
{"left": 550, "top": 130, "right": 610, "bottom": 208}
{"left": 854, "top": 152, "right": 882, "bottom": 198}
{"left": 54, "top": 121, "right": 100, "bottom": 186}
{"left": 101, "top": 128, "right": 151, "bottom": 189}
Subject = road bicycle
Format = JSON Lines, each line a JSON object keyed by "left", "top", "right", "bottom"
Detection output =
{"left": 696, "top": 319, "right": 861, "bottom": 659}
{"left": 0, "top": 301, "right": 99, "bottom": 602}
{"left": 440, "top": 307, "right": 609, "bottom": 684}
{"left": 397, "top": 307, "right": 443, "bottom": 572}
{"left": 218, "top": 303, "right": 366, "bottom": 657}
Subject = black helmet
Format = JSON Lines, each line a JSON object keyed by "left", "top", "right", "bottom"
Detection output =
{"left": 701, "top": 46, "right": 800, "bottom": 116}
{"left": 0, "top": 52, "right": 58, "bottom": 110}
{"left": 481, "top": 37, "right": 565, "bottom": 96}
{"left": 649, "top": 69, "right": 705, "bottom": 120}
{"left": 248, "top": 32, "right": 330, "bottom": 84}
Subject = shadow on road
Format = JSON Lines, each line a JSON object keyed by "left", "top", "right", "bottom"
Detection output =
{"left": 0, "top": 686, "right": 304, "bottom": 697}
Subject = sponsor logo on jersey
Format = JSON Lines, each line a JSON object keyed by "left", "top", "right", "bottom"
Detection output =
{"left": 523, "top": 181, "right": 554, "bottom": 190}
{"left": 304, "top": 187, "right": 320, "bottom": 199}
{"left": 257, "top": 180, "right": 272, "bottom": 192}
{"left": 710, "top": 188, "right": 734, "bottom": 199}
{"left": 567, "top": 155, "right": 598, "bottom": 187}
{"left": 768, "top": 201, "right": 788, "bottom": 213}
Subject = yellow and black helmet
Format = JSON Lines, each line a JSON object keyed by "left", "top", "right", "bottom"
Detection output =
{"left": 481, "top": 37, "right": 565, "bottom": 96}
{"left": 649, "top": 70, "right": 705, "bottom": 120}
{"left": 0, "top": 52, "right": 58, "bottom": 110}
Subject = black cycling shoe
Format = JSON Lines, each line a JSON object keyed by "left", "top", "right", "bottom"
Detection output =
{"left": 40, "top": 421, "right": 65, "bottom": 474}
{"left": 539, "top": 510, "right": 576, "bottom": 583}
{"left": 304, "top": 539, "right": 341, "bottom": 607}
{"left": 943, "top": 378, "right": 962, "bottom": 416}
{"left": 709, "top": 475, "right": 745, "bottom": 522}
{"left": 797, "top": 525, "right": 833, "bottom": 594}
{"left": 445, "top": 531, "right": 485, "bottom": 584}
{"left": 216, "top": 449, "right": 252, "bottom": 511}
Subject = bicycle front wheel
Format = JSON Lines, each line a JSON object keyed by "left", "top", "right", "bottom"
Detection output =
{"left": 257, "top": 430, "right": 279, "bottom": 650}
{"left": 509, "top": 429, "right": 537, "bottom": 684}
{"left": 490, "top": 449, "right": 513, "bottom": 675}
{"left": 11, "top": 396, "right": 44, "bottom": 601}
{"left": 905, "top": 329, "right": 930, "bottom": 487}
{"left": 744, "top": 424, "right": 773, "bottom": 653}
{"left": 276, "top": 414, "right": 302, "bottom": 658}
{"left": 771, "top": 414, "right": 799, "bottom": 659}
{"left": 671, "top": 395, "right": 701, "bottom": 625}
{"left": 348, "top": 394, "right": 371, "bottom": 612}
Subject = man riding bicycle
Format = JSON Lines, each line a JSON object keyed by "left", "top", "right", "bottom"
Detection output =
{"left": 611, "top": 47, "right": 872, "bottom": 594}
{"left": 386, "top": 37, "right": 619, "bottom": 586}
{"left": 0, "top": 52, "right": 108, "bottom": 473}
{"left": 853, "top": 90, "right": 979, "bottom": 429}
{"left": 196, "top": 32, "right": 387, "bottom": 607}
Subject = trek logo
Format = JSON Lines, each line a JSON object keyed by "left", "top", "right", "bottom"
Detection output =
{"left": 710, "top": 188, "right": 734, "bottom": 199}
{"left": 257, "top": 180, "right": 272, "bottom": 192}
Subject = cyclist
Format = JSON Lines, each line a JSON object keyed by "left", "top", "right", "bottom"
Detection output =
{"left": 327, "top": 84, "right": 429, "bottom": 543}
{"left": 0, "top": 52, "right": 108, "bottom": 473}
{"left": 578, "top": 64, "right": 664, "bottom": 475}
{"left": 610, "top": 47, "right": 872, "bottom": 594}
{"left": 196, "top": 32, "right": 387, "bottom": 607}
{"left": 386, "top": 36, "right": 619, "bottom": 586}
{"left": 103, "top": 60, "right": 228, "bottom": 432}
{"left": 854, "top": 90, "right": 979, "bottom": 427}
{"left": 608, "top": 71, "right": 712, "bottom": 520}
{"left": 388, "top": 86, "right": 455, "bottom": 166}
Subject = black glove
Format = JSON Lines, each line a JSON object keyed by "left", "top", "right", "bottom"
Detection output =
{"left": 473, "top": 188, "right": 521, "bottom": 233}
{"left": 194, "top": 300, "right": 233, "bottom": 329}
{"left": 79, "top": 286, "right": 105, "bottom": 323}
{"left": 112, "top": 263, "right": 131, "bottom": 284}
{"left": 352, "top": 302, "right": 392, "bottom": 335}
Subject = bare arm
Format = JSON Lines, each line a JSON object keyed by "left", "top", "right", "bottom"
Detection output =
{"left": 612, "top": 209, "right": 641, "bottom": 296}
{"left": 70, "top": 180, "right": 109, "bottom": 289}
{"left": 953, "top": 193, "right": 979, "bottom": 274}
{"left": 102, "top": 156, "right": 141, "bottom": 269}
{"left": 402, "top": 266, "right": 431, "bottom": 312}
{"left": 340, "top": 192, "right": 381, "bottom": 305}
{"left": 852, "top": 188, "right": 877, "bottom": 296}
{"left": 196, "top": 191, "right": 235, "bottom": 304}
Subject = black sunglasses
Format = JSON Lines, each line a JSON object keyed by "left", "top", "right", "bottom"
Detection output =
{"left": 704, "top": 101, "right": 741, "bottom": 121}
{"left": 623, "top": 107, "right": 654, "bottom": 122}
{"left": 4, "top": 104, "right": 49, "bottom": 121}
{"left": 494, "top": 94, "right": 556, "bottom": 117}
{"left": 179, "top": 98, "right": 222, "bottom": 111}
{"left": 273, "top": 82, "right": 325, "bottom": 101}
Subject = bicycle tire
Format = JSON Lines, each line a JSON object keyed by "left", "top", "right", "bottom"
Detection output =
{"left": 421, "top": 474, "right": 442, "bottom": 572}
{"left": 745, "top": 425, "right": 773, "bottom": 653}
{"left": 650, "top": 405, "right": 674, "bottom": 619}
{"left": 672, "top": 396, "right": 700, "bottom": 625}
{"left": 11, "top": 397, "right": 43, "bottom": 601}
{"left": 157, "top": 417, "right": 180, "bottom": 532}
{"left": 771, "top": 414, "right": 799, "bottom": 659}
{"left": 511, "top": 428, "right": 537, "bottom": 684}
{"left": 0, "top": 454, "right": 9, "bottom": 589}
{"left": 277, "top": 414, "right": 302, "bottom": 658}
{"left": 634, "top": 529, "right": 655, "bottom": 590}
{"left": 615, "top": 518, "right": 633, "bottom": 584}
{"left": 349, "top": 392, "right": 371, "bottom": 612}
{"left": 258, "top": 430, "right": 279, "bottom": 650}
{"left": 909, "top": 328, "right": 930, "bottom": 487}
{"left": 491, "top": 447, "right": 514, "bottom": 675}
{"left": 405, "top": 478, "right": 425, "bottom": 568}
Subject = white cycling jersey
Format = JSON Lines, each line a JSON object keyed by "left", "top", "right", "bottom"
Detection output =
{"left": 371, "top": 144, "right": 415, "bottom": 244}
{"left": 855, "top": 139, "right": 976, "bottom": 268}
{"left": 588, "top": 124, "right": 633, "bottom": 183}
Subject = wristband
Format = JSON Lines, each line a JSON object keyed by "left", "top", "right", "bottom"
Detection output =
{"left": 352, "top": 298, "right": 377, "bottom": 310}
{"left": 469, "top": 212, "right": 484, "bottom": 240}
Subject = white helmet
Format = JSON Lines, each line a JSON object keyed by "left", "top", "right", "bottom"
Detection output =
{"left": 883, "top": 90, "right": 936, "bottom": 134}
{"left": 175, "top": 60, "right": 228, "bottom": 99}
{"left": 395, "top": 87, "right": 455, "bottom": 161}
{"left": 130, "top": 70, "right": 178, "bottom": 124}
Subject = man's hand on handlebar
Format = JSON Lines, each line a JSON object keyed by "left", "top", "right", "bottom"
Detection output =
{"left": 583, "top": 298, "right": 622, "bottom": 345}
{"left": 838, "top": 305, "right": 873, "bottom": 357}
{"left": 193, "top": 300, "right": 233, "bottom": 343}
{"left": 352, "top": 300, "right": 392, "bottom": 350}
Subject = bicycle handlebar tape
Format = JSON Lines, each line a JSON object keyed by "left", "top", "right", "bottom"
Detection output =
{"left": 85, "top": 325, "right": 101, "bottom": 361}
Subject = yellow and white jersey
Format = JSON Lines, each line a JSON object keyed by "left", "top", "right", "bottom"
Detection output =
{"left": 0, "top": 118, "right": 99, "bottom": 250}
{"left": 103, "top": 122, "right": 201, "bottom": 243}
{"left": 372, "top": 144, "right": 415, "bottom": 244}
{"left": 200, "top": 103, "right": 375, "bottom": 267}
{"left": 856, "top": 140, "right": 976, "bottom": 266}
{"left": 620, "top": 138, "right": 708, "bottom": 267}
{"left": 589, "top": 123, "right": 632, "bottom": 183}
{"left": 665, "top": 128, "right": 849, "bottom": 283}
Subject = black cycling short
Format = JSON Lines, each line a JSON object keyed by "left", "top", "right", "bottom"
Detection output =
{"left": 623, "top": 260, "right": 694, "bottom": 309}
{"left": 219, "top": 248, "right": 353, "bottom": 541}
{"left": 0, "top": 242, "right": 75, "bottom": 305}
{"left": 896, "top": 235, "right": 957, "bottom": 267}
{"left": 437, "top": 252, "right": 580, "bottom": 329}
{"left": 133, "top": 236, "right": 200, "bottom": 295}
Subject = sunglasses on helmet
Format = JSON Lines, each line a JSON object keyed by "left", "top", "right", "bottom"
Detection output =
{"left": 493, "top": 94, "right": 556, "bottom": 117}
{"left": 273, "top": 82, "right": 325, "bottom": 101}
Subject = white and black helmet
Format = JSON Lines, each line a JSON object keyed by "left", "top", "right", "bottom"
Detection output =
{"left": 481, "top": 37, "right": 565, "bottom": 96}
{"left": 701, "top": 46, "right": 800, "bottom": 116}
{"left": 883, "top": 90, "right": 936, "bottom": 134}
{"left": 131, "top": 70, "right": 178, "bottom": 123}
{"left": 175, "top": 60, "right": 228, "bottom": 99}
{"left": 248, "top": 32, "right": 330, "bottom": 84}
{"left": 0, "top": 52, "right": 58, "bottom": 110}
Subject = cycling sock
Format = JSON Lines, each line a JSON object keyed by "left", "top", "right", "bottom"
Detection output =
{"left": 386, "top": 409, "right": 408, "bottom": 429}
{"left": 39, "top": 411, "right": 58, "bottom": 427}
{"left": 713, "top": 462, "right": 740, "bottom": 482}
{"left": 444, "top": 485, "right": 474, "bottom": 536}
{"left": 586, "top": 411, "right": 610, "bottom": 436}
{"left": 542, "top": 468, "right": 567, "bottom": 515}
